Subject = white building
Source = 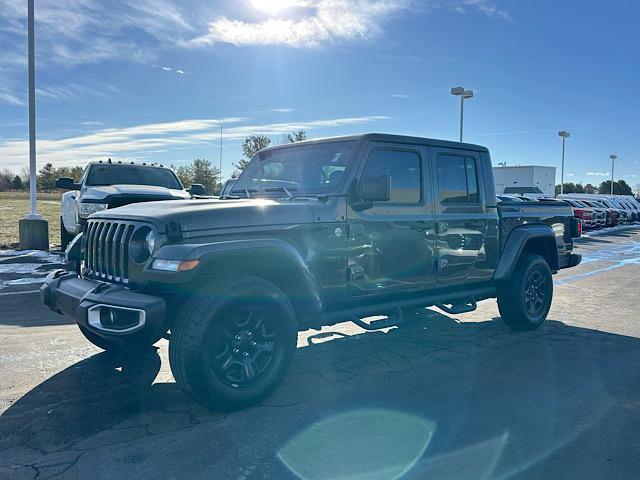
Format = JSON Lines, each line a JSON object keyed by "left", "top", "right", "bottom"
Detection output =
{"left": 493, "top": 165, "right": 557, "bottom": 197}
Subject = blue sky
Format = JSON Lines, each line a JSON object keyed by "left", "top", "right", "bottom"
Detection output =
{"left": 0, "top": 0, "right": 639, "bottom": 186}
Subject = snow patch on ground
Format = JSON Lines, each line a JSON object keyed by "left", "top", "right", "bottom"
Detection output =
{"left": 0, "top": 250, "right": 64, "bottom": 292}
{"left": 0, "top": 250, "right": 63, "bottom": 263}
{"left": 0, "top": 263, "right": 46, "bottom": 274}
{"left": 3, "top": 276, "right": 48, "bottom": 285}
{"left": 580, "top": 225, "right": 638, "bottom": 238}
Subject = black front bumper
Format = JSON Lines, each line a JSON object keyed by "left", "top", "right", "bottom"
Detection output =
{"left": 41, "top": 270, "right": 166, "bottom": 340}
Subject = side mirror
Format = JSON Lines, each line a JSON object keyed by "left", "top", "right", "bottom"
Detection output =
{"left": 359, "top": 175, "right": 391, "bottom": 202}
{"left": 188, "top": 183, "right": 207, "bottom": 196}
{"left": 55, "top": 177, "right": 80, "bottom": 190}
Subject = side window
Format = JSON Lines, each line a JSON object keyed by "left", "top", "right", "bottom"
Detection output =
{"left": 436, "top": 154, "right": 480, "bottom": 204}
{"left": 361, "top": 149, "right": 421, "bottom": 203}
{"left": 466, "top": 158, "right": 479, "bottom": 203}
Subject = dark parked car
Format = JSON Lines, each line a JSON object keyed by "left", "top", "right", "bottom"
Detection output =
{"left": 42, "top": 133, "right": 582, "bottom": 410}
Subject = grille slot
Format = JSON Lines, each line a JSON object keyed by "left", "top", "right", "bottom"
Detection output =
{"left": 84, "top": 220, "right": 135, "bottom": 284}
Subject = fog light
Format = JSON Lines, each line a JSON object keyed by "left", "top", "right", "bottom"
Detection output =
{"left": 88, "top": 305, "right": 145, "bottom": 333}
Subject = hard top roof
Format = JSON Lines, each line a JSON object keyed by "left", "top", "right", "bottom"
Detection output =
{"left": 261, "top": 133, "right": 489, "bottom": 153}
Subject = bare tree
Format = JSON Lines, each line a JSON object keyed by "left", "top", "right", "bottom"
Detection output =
{"left": 234, "top": 135, "right": 272, "bottom": 173}
{"left": 281, "top": 129, "right": 307, "bottom": 144}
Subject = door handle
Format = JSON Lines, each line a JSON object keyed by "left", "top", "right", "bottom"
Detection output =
{"left": 464, "top": 220, "right": 483, "bottom": 228}
{"left": 410, "top": 221, "right": 429, "bottom": 232}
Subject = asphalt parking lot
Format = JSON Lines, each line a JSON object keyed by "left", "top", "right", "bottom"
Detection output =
{"left": 1, "top": 228, "right": 640, "bottom": 480}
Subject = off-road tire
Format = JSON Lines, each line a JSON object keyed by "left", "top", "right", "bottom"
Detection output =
{"left": 169, "top": 275, "right": 298, "bottom": 411}
{"left": 497, "top": 254, "right": 553, "bottom": 331}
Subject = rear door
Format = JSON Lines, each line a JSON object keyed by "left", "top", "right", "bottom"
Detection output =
{"left": 431, "top": 148, "right": 488, "bottom": 285}
{"left": 347, "top": 142, "right": 437, "bottom": 295}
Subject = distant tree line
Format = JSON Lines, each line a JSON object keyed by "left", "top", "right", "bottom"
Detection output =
{"left": 0, "top": 131, "right": 308, "bottom": 194}
{"left": 0, "top": 164, "right": 84, "bottom": 192}
{"left": 555, "top": 180, "right": 634, "bottom": 196}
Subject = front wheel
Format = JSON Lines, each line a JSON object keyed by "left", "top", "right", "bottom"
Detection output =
{"left": 60, "top": 218, "right": 73, "bottom": 251}
{"left": 169, "top": 276, "right": 298, "bottom": 411}
{"left": 497, "top": 254, "right": 553, "bottom": 330}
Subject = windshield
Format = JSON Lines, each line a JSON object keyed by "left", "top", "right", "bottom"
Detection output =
{"left": 232, "top": 141, "right": 357, "bottom": 197}
{"left": 86, "top": 165, "right": 182, "bottom": 189}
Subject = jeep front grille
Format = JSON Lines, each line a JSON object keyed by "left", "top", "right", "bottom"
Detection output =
{"left": 84, "top": 220, "right": 135, "bottom": 284}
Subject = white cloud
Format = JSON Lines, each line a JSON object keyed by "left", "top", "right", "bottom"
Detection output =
{"left": 0, "top": 0, "right": 511, "bottom": 104}
{"left": 35, "top": 83, "right": 121, "bottom": 103}
{"left": 0, "top": 0, "right": 196, "bottom": 105}
{"left": 587, "top": 172, "right": 609, "bottom": 177}
{"left": 273, "top": 108, "right": 295, "bottom": 112}
{"left": 188, "top": 0, "right": 412, "bottom": 47}
{"left": 389, "top": 93, "right": 411, "bottom": 98}
{"left": 452, "top": 0, "right": 511, "bottom": 20}
{"left": 0, "top": 115, "right": 389, "bottom": 170}
{"left": 152, "top": 64, "right": 190, "bottom": 75}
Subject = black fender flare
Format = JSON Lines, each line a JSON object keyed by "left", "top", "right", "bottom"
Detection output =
{"left": 493, "top": 224, "right": 559, "bottom": 281}
{"left": 151, "top": 238, "right": 324, "bottom": 315}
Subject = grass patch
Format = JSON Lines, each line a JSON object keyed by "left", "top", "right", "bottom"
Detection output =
{"left": 0, "top": 192, "right": 62, "bottom": 247}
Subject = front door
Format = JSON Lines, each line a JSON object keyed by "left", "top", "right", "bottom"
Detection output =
{"left": 432, "top": 149, "right": 487, "bottom": 285}
{"left": 347, "top": 143, "right": 437, "bottom": 296}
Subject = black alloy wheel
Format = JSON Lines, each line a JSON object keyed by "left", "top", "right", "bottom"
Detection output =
{"left": 209, "top": 309, "right": 279, "bottom": 387}
{"left": 523, "top": 270, "right": 548, "bottom": 318}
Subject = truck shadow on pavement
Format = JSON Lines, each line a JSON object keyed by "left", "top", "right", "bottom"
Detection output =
{"left": 2, "top": 310, "right": 640, "bottom": 479}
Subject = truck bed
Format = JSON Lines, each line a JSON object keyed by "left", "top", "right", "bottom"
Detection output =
{"left": 497, "top": 198, "right": 576, "bottom": 265}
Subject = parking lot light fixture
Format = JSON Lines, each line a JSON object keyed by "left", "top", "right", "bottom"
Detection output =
{"left": 610, "top": 154, "right": 618, "bottom": 194}
{"left": 451, "top": 87, "right": 474, "bottom": 142}
{"left": 558, "top": 131, "right": 570, "bottom": 195}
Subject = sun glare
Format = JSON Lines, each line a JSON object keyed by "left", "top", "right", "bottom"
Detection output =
{"left": 250, "top": 0, "right": 304, "bottom": 15}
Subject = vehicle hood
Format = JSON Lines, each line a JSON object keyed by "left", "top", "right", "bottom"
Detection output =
{"left": 90, "top": 198, "right": 316, "bottom": 233}
{"left": 81, "top": 184, "right": 190, "bottom": 202}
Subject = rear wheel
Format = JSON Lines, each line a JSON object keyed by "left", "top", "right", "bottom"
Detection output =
{"left": 497, "top": 254, "right": 553, "bottom": 330}
{"left": 169, "top": 276, "right": 297, "bottom": 411}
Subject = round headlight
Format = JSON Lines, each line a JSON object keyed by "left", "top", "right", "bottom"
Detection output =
{"left": 145, "top": 230, "right": 156, "bottom": 254}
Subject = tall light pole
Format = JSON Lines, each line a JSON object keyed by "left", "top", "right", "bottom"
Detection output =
{"left": 219, "top": 123, "right": 223, "bottom": 184}
{"left": 26, "top": 0, "right": 40, "bottom": 221}
{"left": 451, "top": 87, "right": 474, "bottom": 142}
{"left": 19, "top": 0, "right": 49, "bottom": 250}
{"left": 610, "top": 154, "right": 617, "bottom": 195}
{"left": 558, "top": 131, "right": 570, "bottom": 195}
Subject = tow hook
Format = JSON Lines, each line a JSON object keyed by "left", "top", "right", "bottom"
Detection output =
{"left": 52, "top": 269, "right": 67, "bottom": 279}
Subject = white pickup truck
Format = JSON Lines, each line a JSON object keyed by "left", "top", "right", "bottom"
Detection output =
{"left": 56, "top": 161, "right": 203, "bottom": 249}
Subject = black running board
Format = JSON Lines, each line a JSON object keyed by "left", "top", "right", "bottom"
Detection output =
{"left": 434, "top": 296, "right": 477, "bottom": 315}
{"left": 351, "top": 307, "right": 403, "bottom": 331}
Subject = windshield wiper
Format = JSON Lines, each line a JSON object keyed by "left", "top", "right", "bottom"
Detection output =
{"left": 265, "top": 186, "right": 296, "bottom": 200}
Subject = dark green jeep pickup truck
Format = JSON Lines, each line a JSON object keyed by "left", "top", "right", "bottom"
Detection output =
{"left": 42, "top": 133, "right": 581, "bottom": 410}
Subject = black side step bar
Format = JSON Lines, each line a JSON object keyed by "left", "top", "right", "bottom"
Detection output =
{"left": 351, "top": 307, "right": 404, "bottom": 331}
{"left": 434, "top": 296, "right": 477, "bottom": 315}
